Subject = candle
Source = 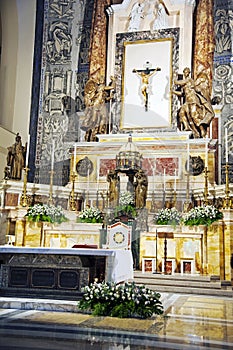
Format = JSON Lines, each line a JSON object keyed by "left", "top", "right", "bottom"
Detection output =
{"left": 97, "top": 163, "right": 99, "bottom": 189}
{"left": 205, "top": 136, "right": 208, "bottom": 168}
{"left": 225, "top": 128, "right": 228, "bottom": 163}
{"left": 51, "top": 140, "right": 55, "bottom": 171}
{"left": 73, "top": 143, "right": 77, "bottom": 173}
{"left": 187, "top": 141, "right": 190, "bottom": 172}
{"left": 163, "top": 168, "right": 166, "bottom": 191}
{"left": 152, "top": 168, "right": 155, "bottom": 191}
{"left": 87, "top": 168, "right": 90, "bottom": 192}
{"left": 174, "top": 169, "right": 177, "bottom": 191}
{"left": 25, "top": 134, "right": 30, "bottom": 168}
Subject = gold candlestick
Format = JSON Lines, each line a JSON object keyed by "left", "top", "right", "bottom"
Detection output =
{"left": 223, "top": 163, "right": 231, "bottom": 209}
{"left": 48, "top": 170, "right": 54, "bottom": 205}
{"left": 203, "top": 167, "right": 209, "bottom": 205}
{"left": 20, "top": 167, "right": 30, "bottom": 207}
{"left": 69, "top": 172, "right": 77, "bottom": 211}
{"left": 151, "top": 191, "right": 156, "bottom": 212}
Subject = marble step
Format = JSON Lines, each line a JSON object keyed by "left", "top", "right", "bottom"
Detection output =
{"left": 133, "top": 272, "right": 233, "bottom": 297}
{"left": 137, "top": 284, "right": 233, "bottom": 297}
{"left": 134, "top": 271, "right": 213, "bottom": 282}
{"left": 134, "top": 277, "right": 222, "bottom": 289}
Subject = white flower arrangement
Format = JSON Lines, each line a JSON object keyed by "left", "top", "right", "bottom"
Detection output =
{"left": 154, "top": 207, "right": 182, "bottom": 226}
{"left": 77, "top": 281, "right": 163, "bottom": 319}
{"left": 119, "top": 191, "right": 134, "bottom": 206}
{"left": 115, "top": 191, "right": 136, "bottom": 218}
{"left": 78, "top": 206, "right": 103, "bottom": 223}
{"left": 26, "top": 203, "right": 68, "bottom": 224}
{"left": 182, "top": 205, "right": 223, "bottom": 227}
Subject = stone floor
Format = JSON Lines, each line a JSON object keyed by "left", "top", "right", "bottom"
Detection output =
{"left": 0, "top": 293, "right": 233, "bottom": 349}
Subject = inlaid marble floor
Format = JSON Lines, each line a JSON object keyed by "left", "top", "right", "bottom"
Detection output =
{"left": 0, "top": 293, "right": 232, "bottom": 349}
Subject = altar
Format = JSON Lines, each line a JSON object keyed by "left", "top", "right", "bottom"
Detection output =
{"left": 0, "top": 246, "right": 134, "bottom": 299}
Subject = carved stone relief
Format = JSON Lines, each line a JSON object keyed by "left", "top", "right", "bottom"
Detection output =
{"left": 213, "top": 1, "right": 233, "bottom": 182}
{"left": 34, "top": 0, "right": 92, "bottom": 185}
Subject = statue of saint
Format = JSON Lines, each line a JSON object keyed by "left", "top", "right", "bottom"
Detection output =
{"left": 128, "top": 1, "right": 145, "bottom": 32}
{"left": 7, "top": 133, "right": 26, "bottom": 180}
{"left": 133, "top": 65, "right": 161, "bottom": 111}
{"left": 153, "top": 0, "right": 168, "bottom": 30}
{"left": 82, "top": 76, "right": 116, "bottom": 141}
{"left": 173, "top": 67, "right": 214, "bottom": 138}
{"left": 107, "top": 170, "right": 120, "bottom": 206}
{"left": 134, "top": 169, "right": 148, "bottom": 209}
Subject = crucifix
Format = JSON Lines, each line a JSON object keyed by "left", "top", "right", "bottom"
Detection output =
{"left": 133, "top": 62, "right": 161, "bottom": 111}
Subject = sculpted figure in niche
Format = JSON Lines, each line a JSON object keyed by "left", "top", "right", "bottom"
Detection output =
{"left": 82, "top": 76, "right": 116, "bottom": 141}
{"left": 7, "top": 133, "right": 26, "bottom": 180}
{"left": 153, "top": 0, "right": 169, "bottom": 30}
{"left": 107, "top": 170, "right": 120, "bottom": 206}
{"left": 134, "top": 169, "right": 148, "bottom": 209}
{"left": 128, "top": 1, "right": 145, "bottom": 32}
{"left": 173, "top": 68, "right": 214, "bottom": 138}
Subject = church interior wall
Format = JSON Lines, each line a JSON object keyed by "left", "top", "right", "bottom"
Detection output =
{"left": 0, "top": 0, "right": 36, "bottom": 175}
{"left": 0, "top": 127, "right": 16, "bottom": 179}
{"left": 12, "top": 0, "right": 36, "bottom": 138}
{"left": 0, "top": 0, "right": 18, "bottom": 131}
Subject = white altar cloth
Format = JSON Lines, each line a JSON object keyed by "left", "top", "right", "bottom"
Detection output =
{"left": 0, "top": 247, "right": 134, "bottom": 284}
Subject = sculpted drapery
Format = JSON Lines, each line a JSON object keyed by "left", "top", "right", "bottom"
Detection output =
{"left": 193, "top": 0, "right": 215, "bottom": 84}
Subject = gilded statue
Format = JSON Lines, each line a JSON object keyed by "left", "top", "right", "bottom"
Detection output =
{"left": 134, "top": 169, "right": 148, "bottom": 209}
{"left": 173, "top": 67, "right": 214, "bottom": 138}
{"left": 7, "top": 133, "right": 26, "bottom": 180}
{"left": 82, "top": 76, "right": 116, "bottom": 142}
{"left": 107, "top": 170, "right": 120, "bottom": 206}
{"left": 133, "top": 65, "right": 161, "bottom": 111}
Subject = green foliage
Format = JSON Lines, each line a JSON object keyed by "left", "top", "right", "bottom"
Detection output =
{"left": 114, "top": 204, "right": 137, "bottom": 218}
{"left": 154, "top": 207, "right": 182, "bottom": 226}
{"left": 78, "top": 206, "right": 103, "bottom": 223}
{"left": 77, "top": 281, "right": 164, "bottom": 319}
{"left": 182, "top": 205, "right": 223, "bottom": 227}
{"left": 115, "top": 191, "right": 136, "bottom": 218}
{"left": 25, "top": 204, "right": 68, "bottom": 224}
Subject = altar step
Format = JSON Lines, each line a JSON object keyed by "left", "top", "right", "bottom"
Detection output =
{"left": 133, "top": 271, "right": 233, "bottom": 297}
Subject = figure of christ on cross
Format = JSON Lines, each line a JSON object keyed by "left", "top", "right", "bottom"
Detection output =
{"left": 133, "top": 64, "right": 161, "bottom": 111}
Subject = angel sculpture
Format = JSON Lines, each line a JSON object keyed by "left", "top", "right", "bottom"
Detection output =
{"left": 173, "top": 68, "right": 214, "bottom": 138}
{"left": 82, "top": 76, "right": 116, "bottom": 142}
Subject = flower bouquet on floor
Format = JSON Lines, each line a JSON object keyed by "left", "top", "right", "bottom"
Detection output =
{"left": 77, "top": 281, "right": 164, "bottom": 319}
{"left": 25, "top": 203, "right": 68, "bottom": 224}
{"left": 182, "top": 205, "right": 223, "bottom": 227}
{"left": 77, "top": 206, "right": 103, "bottom": 223}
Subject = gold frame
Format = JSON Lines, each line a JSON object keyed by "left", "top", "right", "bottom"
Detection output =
{"left": 121, "top": 38, "right": 173, "bottom": 130}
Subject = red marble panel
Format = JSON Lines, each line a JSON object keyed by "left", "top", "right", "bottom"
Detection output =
{"left": 156, "top": 157, "right": 179, "bottom": 176}
{"left": 144, "top": 260, "right": 153, "bottom": 272}
{"left": 142, "top": 158, "right": 155, "bottom": 176}
{"left": 183, "top": 261, "right": 191, "bottom": 274}
{"left": 5, "top": 193, "right": 18, "bottom": 207}
{"left": 99, "top": 157, "right": 178, "bottom": 177}
{"left": 99, "top": 159, "right": 116, "bottom": 177}
{"left": 212, "top": 117, "right": 218, "bottom": 140}
{"left": 165, "top": 261, "right": 173, "bottom": 274}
